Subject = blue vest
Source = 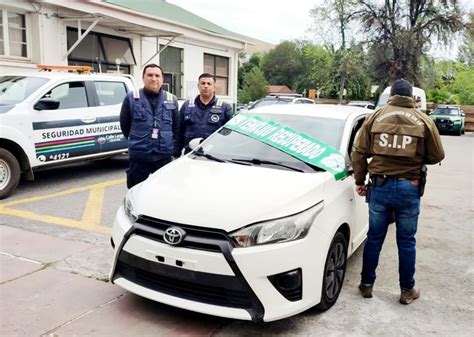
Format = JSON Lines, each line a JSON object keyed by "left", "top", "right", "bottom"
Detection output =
{"left": 183, "top": 97, "right": 226, "bottom": 148}
{"left": 128, "top": 89, "right": 176, "bottom": 158}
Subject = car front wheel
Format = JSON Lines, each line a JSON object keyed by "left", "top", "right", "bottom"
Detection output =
{"left": 317, "top": 231, "right": 347, "bottom": 310}
{"left": 0, "top": 148, "right": 21, "bottom": 199}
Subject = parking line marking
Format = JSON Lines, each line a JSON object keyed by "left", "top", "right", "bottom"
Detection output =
{"left": 0, "top": 178, "right": 125, "bottom": 208}
{"left": 81, "top": 186, "right": 106, "bottom": 228}
{"left": 0, "top": 178, "right": 125, "bottom": 234}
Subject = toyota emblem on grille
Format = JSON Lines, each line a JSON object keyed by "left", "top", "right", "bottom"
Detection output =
{"left": 163, "top": 227, "right": 186, "bottom": 245}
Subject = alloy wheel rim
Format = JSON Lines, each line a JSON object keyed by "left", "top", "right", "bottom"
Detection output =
{"left": 325, "top": 242, "right": 346, "bottom": 300}
{"left": 0, "top": 159, "right": 10, "bottom": 190}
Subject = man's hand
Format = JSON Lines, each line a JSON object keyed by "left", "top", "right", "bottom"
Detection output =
{"left": 356, "top": 184, "right": 367, "bottom": 196}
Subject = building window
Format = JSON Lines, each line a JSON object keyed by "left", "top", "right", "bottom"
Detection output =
{"left": 0, "top": 10, "right": 28, "bottom": 58}
{"left": 67, "top": 28, "right": 136, "bottom": 74}
{"left": 204, "top": 53, "right": 229, "bottom": 96}
{"left": 160, "top": 45, "right": 183, "bottom": 97}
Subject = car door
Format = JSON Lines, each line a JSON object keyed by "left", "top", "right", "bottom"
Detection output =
{"left": 31, "top": 80, "right": 102, "bottom": 165}
{"left": 89, "top": 80, "right": 130, "bottom": 153}
{"left": 343, "top": 115, "right": 369, "bottom": 251}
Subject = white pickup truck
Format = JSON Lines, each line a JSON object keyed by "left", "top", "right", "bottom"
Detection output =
{"left": 0, "top": 70, "right": 136, "bottom": 199}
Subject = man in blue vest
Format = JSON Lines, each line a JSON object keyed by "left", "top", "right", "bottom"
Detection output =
{"left": 120, "top": 64, "right": 180, "bottom": 188}
{"left": 176, "top": 73, "right": 233, "bottom": 154}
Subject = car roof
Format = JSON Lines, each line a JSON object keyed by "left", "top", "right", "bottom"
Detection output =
{"left": 249, "top": 104, "right": 369, "bottom": 121}
{"left": 3, "top": 72, "right": 131, "bottom": 81}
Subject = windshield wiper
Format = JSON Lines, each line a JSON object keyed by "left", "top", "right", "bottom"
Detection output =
{"left": 193, "top": 147, "right": 227, "bottom": 162}
{"left": 230, "top": 158, "right": 305, "bottom": 172}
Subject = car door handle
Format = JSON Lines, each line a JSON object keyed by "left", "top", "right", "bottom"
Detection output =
{"left": 81, "top": 116, "right": 97, "bottom": 123}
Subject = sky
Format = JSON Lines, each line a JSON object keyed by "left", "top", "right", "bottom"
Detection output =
{"left": 167, "top": 0, "right": 321, "bottom": 44}
{"left": 168, "top": 0, "right": 473, "bottom": 59}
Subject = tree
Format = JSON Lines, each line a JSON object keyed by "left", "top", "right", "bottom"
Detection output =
{"left": 309, "top": 0, "right": 358, "bottom": 101}
{"left": 238, "top": 53, "right": 263, "bottom": 89}
{"left": 457, "top": 12, "right": 474, "bottom": 66}
{"left": 356, "top": 0, "right": 465, "bottom": 86}
{"left": 238, "top": 67, "right": 268, "bottom": 104}
{"left": 261, "top": 41, "right": 303, "bottom": 89}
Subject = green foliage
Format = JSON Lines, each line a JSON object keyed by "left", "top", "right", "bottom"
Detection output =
{"left": 452, "top": 68, "right": 474, "bottom": 104}
{"left": 238, "top": 53, "right": 263, "bottom": 89}
{"left": 238, "top": 67, "right": 268, "bottom": 104}
{"left": 261, "top": 41, "right": 303, "bottom": 89}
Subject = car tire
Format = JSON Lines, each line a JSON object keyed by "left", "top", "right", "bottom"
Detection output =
{"left": 316, "top": 232, "right": 347, "bottom": 311}
{"left": 0, "top": 148, "right": 21, "bottom": 199}
{"left": 456, "top": 128, "right": 462, "bottom": 136}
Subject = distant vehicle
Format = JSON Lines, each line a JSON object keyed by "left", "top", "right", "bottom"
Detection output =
{"left": 347, "top": 101, "right": 375, "bottom": 110}
{"left": 376, "top": 86, "right": 427, "bottom": 113}
{"left": 429, "top": 105, "right": 465, "bottom": 136}
{"left": 0, "top": 66, "right": 137, "bottom": 199}
{"left": 248, "top": 96, "right": 315, "bottom": 110}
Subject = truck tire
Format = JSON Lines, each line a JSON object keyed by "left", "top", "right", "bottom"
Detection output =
{"left": 0, "top": 148, "right": 21, "bottom": 199}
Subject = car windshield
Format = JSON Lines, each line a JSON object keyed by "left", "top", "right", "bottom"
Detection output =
{"left": 195, "top": 113, "right": 345, "bottom": 173}
{"left": 432, "top": 108, "right": 460, "bottom": 116}
{"left": 0, "top": 76, "right": 50, "bottom": 105}
{"left": 250, "top": 98, "right": 292, "bottom": 109}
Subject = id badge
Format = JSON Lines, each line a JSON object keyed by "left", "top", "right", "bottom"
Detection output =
{"left": 151, "top": 128, "right": 159, "bottom": 139}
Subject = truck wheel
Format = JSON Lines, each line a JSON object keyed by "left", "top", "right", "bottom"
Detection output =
{"left": 0, "top": 149, "right": 21, "bottom": 199}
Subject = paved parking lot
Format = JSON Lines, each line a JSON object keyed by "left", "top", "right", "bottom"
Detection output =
{"left": 0, "top": 135, "right": 473, "bottom": 336}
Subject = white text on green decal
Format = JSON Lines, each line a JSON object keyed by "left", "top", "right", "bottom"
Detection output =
{"left": 225, "top": 113, "right": 347, "bottom": 180}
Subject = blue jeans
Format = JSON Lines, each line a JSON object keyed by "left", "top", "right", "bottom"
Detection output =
{"left": 361, "top": 177, "right": 420, "bottom": 290}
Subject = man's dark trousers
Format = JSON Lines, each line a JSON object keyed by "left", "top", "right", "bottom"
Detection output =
{"left": 126, "top": 156, "right": 171, "bottom": 188}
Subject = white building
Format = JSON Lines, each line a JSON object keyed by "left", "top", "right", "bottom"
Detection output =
{"left": 0, "top": 0, "right": 251, "bottom": 105}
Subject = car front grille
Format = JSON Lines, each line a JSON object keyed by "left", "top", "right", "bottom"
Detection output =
{"left": 134, "top": 216, "right": 233, "bottom": 252}
{"left": 115, "top": 251, "right": 253, "bottom": 309}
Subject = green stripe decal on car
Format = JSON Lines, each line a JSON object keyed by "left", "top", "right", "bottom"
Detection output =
{"left": 225, "top": 113, "right": 347, "bottom": 180}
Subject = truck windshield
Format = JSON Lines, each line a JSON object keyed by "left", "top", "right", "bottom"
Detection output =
{"left": 0, "top": 76, "right": 50, "bottom": 105}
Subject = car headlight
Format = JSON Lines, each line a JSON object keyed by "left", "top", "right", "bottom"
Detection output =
{"left": 123, "top": 190, "right": 138, "bottom": 224}
{"left": 230, "top": 201, "right": 324, "bottom": 247}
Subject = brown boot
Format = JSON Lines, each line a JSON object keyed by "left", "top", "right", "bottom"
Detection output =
{"left": 400, "top": 288, "right": 420, "bottom": 304}
{"left": 359, "top": 284, "right": 373, "bottom": 298}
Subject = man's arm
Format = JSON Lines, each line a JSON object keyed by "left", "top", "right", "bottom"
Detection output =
{"left": 351, "top": 118, "right": 372, "bottom": 186}
{"left": 119, "top": 95, "right": 131, "bottom": 139}
{"left": 423, "top": 119, "right": 445, "bottom": 165}
{"left": 223, "top": 102, "right": 234, "bottom": 123}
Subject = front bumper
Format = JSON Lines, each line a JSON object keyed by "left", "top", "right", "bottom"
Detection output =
{"left": 110, "top": 207, "right": 330, "bottom": 322}
{"left": 433, "top": 119, "right": 461, "bottom": 132}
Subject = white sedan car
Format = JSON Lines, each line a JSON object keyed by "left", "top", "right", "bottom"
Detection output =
{"left": 109, "top": 105, "right": 369, "bottom": 322}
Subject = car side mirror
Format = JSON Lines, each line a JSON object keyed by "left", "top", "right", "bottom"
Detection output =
{"left": 34, "top": 98, "right": 60, "bottom": 111}
{"left": 189, "top": 138, "right": 204, "bottom": 150}
{"left": 461, "top": 112, "right": 465, "bottom": 117}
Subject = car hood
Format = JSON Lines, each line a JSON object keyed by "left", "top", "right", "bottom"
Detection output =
{"left": 132, "top": 156, "right": 329, "bottom": 232}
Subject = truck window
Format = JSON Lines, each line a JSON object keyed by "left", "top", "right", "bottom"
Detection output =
{"left": 43, "top": 82, "right": 88, "bottom": 109}
{"left": 94, "top": 81, "right": 127, "bottom": 106}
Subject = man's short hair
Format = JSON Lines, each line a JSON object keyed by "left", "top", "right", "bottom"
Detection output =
{"left": 390, "top": 79, "right": 413, "bottom": 97}
{"left": 198, "top": 73, "right": 216, "bottom": 82}
{"left": 142, "top": 63, "right": 164, "bottom": 78}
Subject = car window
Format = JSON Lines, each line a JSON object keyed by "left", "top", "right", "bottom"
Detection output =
{"left": 42, "top": 82, "right": 88, "bottom": 109}
{"left": 251, "top": 98, "right": 292, "bottom": 109}
{"left": 0, "top": 76, "right": 50, "bottom": 105}
{"left": 95, "top": 81, "right": 127, "bottom": 106}
{"left": 303, "top": 99, "right": 314, "bottom": 104}
{"left": 433, "top": 108, "right": 460, "bottom": 116}
{"left": 294, "top": 99, "right": 303, "bottom": 104}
